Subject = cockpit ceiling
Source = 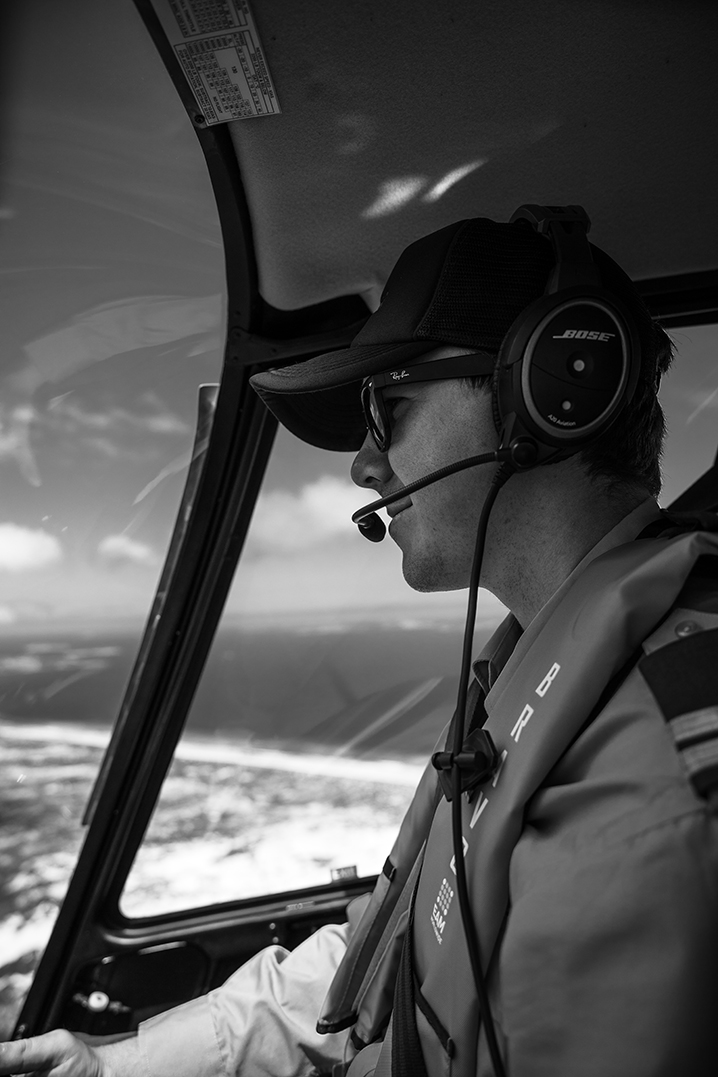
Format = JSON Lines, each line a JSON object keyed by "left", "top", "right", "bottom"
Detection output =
{"left": 224, "top": 0, "right": 718, "bottom": 311}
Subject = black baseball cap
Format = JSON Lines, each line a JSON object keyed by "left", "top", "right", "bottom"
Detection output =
{"left": 249, "top": 215, "right": 654, "bottom": 451}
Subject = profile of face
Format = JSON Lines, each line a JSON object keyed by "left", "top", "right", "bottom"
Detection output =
{"left": 351, "top": 348, "right": 499, "bottom": 592}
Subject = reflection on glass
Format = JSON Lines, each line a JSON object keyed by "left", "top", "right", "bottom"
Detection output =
{"left": 659, "top": 325, "right": 718, "bottom": 505}
{"left": 0, "top": 0, "right": 224, "bottom": 1037}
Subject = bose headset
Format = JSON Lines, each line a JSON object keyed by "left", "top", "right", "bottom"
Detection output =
{"left": 352, "top": 204, "right": 642, "bottom": 1077}
{"left": 494, "top": 203, "right": 640, "bottom": 467}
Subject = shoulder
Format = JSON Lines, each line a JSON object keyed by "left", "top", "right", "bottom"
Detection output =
{"left": 639, "top": 555, "right": 718, "bottom": 802}
{"left": 521, "top": 554, "right": 718, "bottom": 861}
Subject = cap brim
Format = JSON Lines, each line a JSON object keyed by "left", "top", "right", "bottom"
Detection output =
{"left": 249, "top": 339, "right": 442, "bottom": 450}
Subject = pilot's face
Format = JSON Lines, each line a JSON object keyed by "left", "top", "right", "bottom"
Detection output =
{"left": 351, "top": 360, "right": 499, "bottom": 592}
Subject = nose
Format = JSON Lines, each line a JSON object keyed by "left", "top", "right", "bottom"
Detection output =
{"left": 351, "top": 431, "right": 394, "bottom": 490}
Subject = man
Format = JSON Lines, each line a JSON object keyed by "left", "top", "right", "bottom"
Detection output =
{"left": 2, "top": 212, "right": 717, "bottom": 1076}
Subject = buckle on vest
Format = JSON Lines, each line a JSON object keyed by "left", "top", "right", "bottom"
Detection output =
{"left": 431, "top": 728, "right": 500, "bottom": 801}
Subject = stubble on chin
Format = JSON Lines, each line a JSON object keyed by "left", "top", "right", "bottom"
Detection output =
{"left": 400, "top": 548, "right": 464, "bottom": 594}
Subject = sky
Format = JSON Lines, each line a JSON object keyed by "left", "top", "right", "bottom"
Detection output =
{"left": 0, "top": 0, "right": 716, "bottom": 633}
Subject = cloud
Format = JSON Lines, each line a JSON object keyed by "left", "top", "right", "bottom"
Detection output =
{"left": 98, "top": 534, "right": 157, "bottom": 566}
{"left": 0, "top": 406, "right": 41, "bottom": 486}
{"left": 248, "top": 477, "right": 365, "bottom": 553}
{"left": 47, "top": 396, "right": 189, "bottom": 436}
{"left": 229, "top": 537, "right": 508, "bottom": 626}
{"left": 0, "top": 524, "right": 62, "bottom": 572}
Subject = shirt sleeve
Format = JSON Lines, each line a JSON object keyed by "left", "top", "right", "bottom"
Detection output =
{"left": 137, "top": 922, "right": 351, "bottom": 1077}
{"left": 500, "top": 808, "right": 718, "bottom": 1077}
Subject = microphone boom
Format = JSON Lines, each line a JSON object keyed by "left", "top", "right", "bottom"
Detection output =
{"left": 352, "top": 451, "right": 501, "bottom": 540}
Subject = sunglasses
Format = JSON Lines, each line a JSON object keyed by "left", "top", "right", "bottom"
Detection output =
{"left": 361, "top": 353, "right": 496, "bottom": 452}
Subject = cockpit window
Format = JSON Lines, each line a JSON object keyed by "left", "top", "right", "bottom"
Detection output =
{"left": 0, "top": 0, "right": 225, "bottom": 1039}
{"left": 659, "top": 325, "right": 718, "bottom": 503}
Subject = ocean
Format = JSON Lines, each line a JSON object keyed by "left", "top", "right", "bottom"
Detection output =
{"left": 0, "top": 615, "right": 499, "bottom": 1037}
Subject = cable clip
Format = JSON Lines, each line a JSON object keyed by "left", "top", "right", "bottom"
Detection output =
{"left": 432, "top": 729, "right": 500, "bottom": 802}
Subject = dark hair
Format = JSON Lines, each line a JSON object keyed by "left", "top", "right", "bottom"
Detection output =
{"left": 578, "top": 319, "right": 673, "bottom": 497}
{"left": 465, "top": 249, "right": 674, "bottom": 498}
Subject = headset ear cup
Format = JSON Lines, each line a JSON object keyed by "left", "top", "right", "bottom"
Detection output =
{"left": 491, "top": 328, "right": 546, "bottom": 469}
{"left": 490, "top": 351, "right": 505, "bottom": 434}
{"left": 493, "top": 291, "right": 638, "bottom": 453}
{"left": 490, "top": 206, "right": 641, "bottom": 464}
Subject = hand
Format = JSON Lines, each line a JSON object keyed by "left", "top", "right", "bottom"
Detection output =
{"left": 0, "top": 1030, "right": 140, "bottom": 1076}
{"left": 0, "top": 1030, "right": 107, "bottom": 1076}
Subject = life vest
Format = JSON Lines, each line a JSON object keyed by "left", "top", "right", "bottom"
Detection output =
{"left": 318, "top": 525, "right": 718, "bottom": 1076}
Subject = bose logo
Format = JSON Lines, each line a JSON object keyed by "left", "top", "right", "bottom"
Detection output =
{"left": 390, "top": 370, "right": 410, "bottom": 380}
{"left": 553, "top": 330, "right": 615, "bottom": 341}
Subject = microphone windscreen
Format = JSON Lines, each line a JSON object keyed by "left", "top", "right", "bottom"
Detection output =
{"left": 357, "top": 512, "right": 386, "bottom": 542}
